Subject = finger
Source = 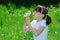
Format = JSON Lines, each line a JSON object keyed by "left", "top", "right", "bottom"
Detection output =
{"left": 24, "top": 16, "right": 27, "bottom": 19}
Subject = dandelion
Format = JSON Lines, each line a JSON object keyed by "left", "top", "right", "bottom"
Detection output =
{"left": 24, "top": 11, "right": 31, "bottom": 17}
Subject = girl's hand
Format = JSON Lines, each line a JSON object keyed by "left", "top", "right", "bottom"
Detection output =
{"left": 23, "top": 26, "right": 29, "bottom": 33}
{"left": 24, "top": 16, "right": 30, "bottom": 24}
{"left": 22, "top": 22, "right": 29, "bottom": 33}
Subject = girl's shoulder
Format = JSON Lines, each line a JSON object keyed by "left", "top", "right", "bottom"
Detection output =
{"left": 40, "top": 19, "right": 47, "bottom": 27}
{"left": 31, "top": 19, "right": 46, "bottom": 24}
{"left": 41, "top": 19, "right": 46, "bottom": 23}
{"left": 31, "top": 20, "right": 37, "bottom": 24}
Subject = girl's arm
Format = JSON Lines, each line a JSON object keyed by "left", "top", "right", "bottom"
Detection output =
{"left": 28, "top": 22, "right": 45, "bottom": 36}
{"left": 22, "top": 22, "right": 29, "bottom": 33}
{"left": 24, "top": 17, "right": 45, "bottom": 36}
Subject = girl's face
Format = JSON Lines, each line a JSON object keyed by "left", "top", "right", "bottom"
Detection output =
{"left": 33, "top": 11, "right": 45, "bottom": 20}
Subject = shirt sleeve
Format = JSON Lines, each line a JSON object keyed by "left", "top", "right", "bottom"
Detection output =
{"left": 31, "top": 20, "right": 36, "bottom": 25}
{"left": 40, "top": 20, "right": 47, "bottom": 28}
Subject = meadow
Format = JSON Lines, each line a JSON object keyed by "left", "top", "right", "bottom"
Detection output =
{"left": 0, "top": 3, "right": 60, "bottom": 40}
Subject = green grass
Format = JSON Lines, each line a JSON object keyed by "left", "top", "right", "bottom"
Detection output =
{"left": 0, "top": 4, "right": 60, "bottom": 40}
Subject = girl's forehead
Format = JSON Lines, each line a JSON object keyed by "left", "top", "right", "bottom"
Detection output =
{"left": 34, "top": 11, "right": 39, "bottom": 13}
{"left": 33, "top": 11, "right": 41, "bottom": 15}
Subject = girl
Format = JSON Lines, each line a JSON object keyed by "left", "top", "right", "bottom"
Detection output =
{"left": 22, "top": 5, "right": 51, "bottom": 40}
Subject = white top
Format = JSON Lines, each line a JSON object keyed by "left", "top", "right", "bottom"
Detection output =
{"left": 31, "top": 19, "right": 48, "bottom": 40}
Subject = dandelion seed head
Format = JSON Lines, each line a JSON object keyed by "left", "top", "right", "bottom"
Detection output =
{"left": 24, "top": 11, "right": 31, "bottom": 16}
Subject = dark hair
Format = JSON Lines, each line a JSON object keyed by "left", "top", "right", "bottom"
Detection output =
{"left": 35, "top": 5, "right": 51, "bottom": 25}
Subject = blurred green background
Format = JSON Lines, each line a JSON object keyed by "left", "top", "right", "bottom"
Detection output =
{"left": 0, "top": 0, "right": 60, "bottom": 40}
